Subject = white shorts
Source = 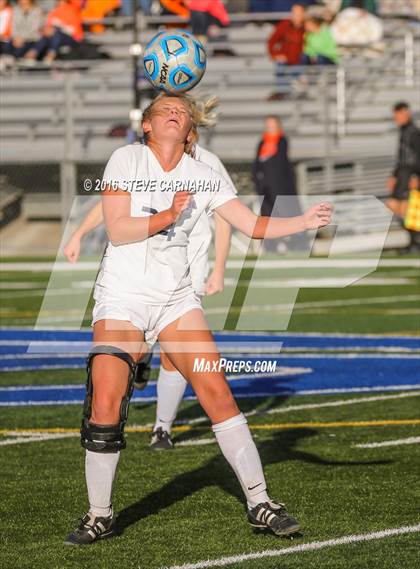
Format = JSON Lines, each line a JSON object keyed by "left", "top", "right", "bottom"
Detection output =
{"left": 92, "top": 291, "right": 203, "bottom": 347}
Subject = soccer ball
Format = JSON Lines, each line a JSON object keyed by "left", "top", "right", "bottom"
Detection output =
{"left": 143, "top": 30, "right": 207, "bottom": 94}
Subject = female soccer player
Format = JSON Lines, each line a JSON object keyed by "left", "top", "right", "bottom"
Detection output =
{"left": 63, "top": 144, "right": 233, "bottom": 450}
{"left": 65, "top": 93, "right": 332, "bottom": 545}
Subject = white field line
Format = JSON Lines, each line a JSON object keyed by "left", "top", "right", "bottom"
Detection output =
{"left": 2, "top": 384, "right": 420, "bottom": 408}
{"left": 1, "top": 341, "right": 418, "bottom": 356}
{"left": 0, "top": 282, "right": 46, "bottom": 290}
{"left": 162, "top": 524, "right": 420, "bottom": 569}
{"left": 3, "top": 274, "right": 418, "bottom": 300}
{"left": 0, "top": 288, "right": 84, "bottom": 299}
{"left": 354, "top": 436, "right": 420, "bottom": 449}
{"left": 0, "top": 365, "right": 84, "bottom": 372}
{"left": 0, "top": 431, "right": 217, "bottom": 447}
{"left": 175, "top": 438, "right": 217, "bottom": 447}
{"left": 2, "top": 259, "right": 420, "bottom": 272}
{"left": 1, "top": 328, "right": 417, "bottom": 340}
{"left": 176, "top": 390, "right": 420, "bottom": 426}
{"left": 2, "top": 352, "right": 418, "bottom": 367}
{"left": 2, "top": 278, "right": 416, "bottom": 299}
{"left": 223, "top": 277, "right": 414, "bottom": 288}
{"left": 0, "top": 432, "right": 78, "bottom": 446}
{"left": 204, "top": 294, "right": 420, "bottom": 315}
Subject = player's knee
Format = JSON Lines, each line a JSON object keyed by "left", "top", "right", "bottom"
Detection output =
{"left": 81, "top": 346, "right": 137, "bottom": 451}
{"left": 91, "top": 393, "right": 121, "bottom": 424}
{"left": 199, "top": 377, "right": 235, "bottom": 408}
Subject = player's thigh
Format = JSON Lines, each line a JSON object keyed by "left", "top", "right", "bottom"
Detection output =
{"left": 158, "top": 309, "right": 239, "bottom": 422}
{"left": 160, "top": 349, "right": 177, "bottom": 371}
{"left": 92, "top": 319, "right": 146, "bottom": 402}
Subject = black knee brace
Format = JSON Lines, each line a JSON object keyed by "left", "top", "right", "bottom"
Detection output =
{"left": 133, "top": 351, "right": 153, "bottom": 391}
{"left": 81, "top": 345, "right": 136, "bottom": 453}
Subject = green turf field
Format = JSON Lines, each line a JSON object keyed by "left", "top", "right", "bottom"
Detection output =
{"left": 1, "top": 254, "right": 420, "bottom": 333}
{"left": 1, "top": 393, "right": 419, "bottom": 569}
{"left": 0, "top": 255, "right": 419, "bottom": 569}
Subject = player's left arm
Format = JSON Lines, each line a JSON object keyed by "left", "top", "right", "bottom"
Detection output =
{"left": 63, "top": 201, "right": 104, "bottom": 263}
{"left": 205, "top": 212, "right": 231, "bottom": 296}
{"left": 215, "top": 198, "right": 332, "bottom": 238}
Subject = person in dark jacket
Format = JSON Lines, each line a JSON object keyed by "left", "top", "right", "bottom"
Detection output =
{"left": 252, "top": 115, "right": 308, "bottom": 252}
{"left": 387, "top": 101, "right": 420, "bottom": 252}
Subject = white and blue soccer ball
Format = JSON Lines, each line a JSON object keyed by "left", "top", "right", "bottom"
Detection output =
{"left": 143, "top": 30, "right": 207, "bottom": 94}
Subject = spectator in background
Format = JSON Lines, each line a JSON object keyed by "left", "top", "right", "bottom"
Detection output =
{"left": 252, "top": 115, "right": 307, "bottom": 252}
{"left": 302, "top": 15, "right": 338, "bottom": 64}
{"left": 0, "top": 0, "right": 13, "bottom": 53}
{"left": 267, "top": 2, "right": 305, "bottom": 101}
{"left": 251, "top": 0, "right": 315, "bottom": 11}
{"left": 81, "top": 1, "right": 121, "bottom": 33}
{"left": 340, "top": 0, "right": 376, "bottom": 14}
{"left": 120, "top": 0, "right": 152, "bottom": 16}
{"left": 24, "top": 0, "right": 83, "bottom": 63}
{"left": 3, "top": 0, "right": 43, "bottom": 60}
{"left": 159, "top": 0, "right": 189, "bottom": 18}
{"left": 387, "top": 102, "right": 420, "bottom": 252}
{"left": 186, "top": 0, "right": 230, "bottom": 44}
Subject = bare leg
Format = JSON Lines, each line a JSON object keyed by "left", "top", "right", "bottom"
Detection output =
{"left": 158, "top": 309, "right": 270, "bottom": 507}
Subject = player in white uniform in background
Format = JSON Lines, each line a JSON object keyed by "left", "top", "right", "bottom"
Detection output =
{"left": 64, "top": 144, "right": 234, "bottom": 450}
{"left": 65, "top": 93, "right": 332, "bottom": 546}
{"left": 65, "top": 144, "right": 233, "bottom": 449}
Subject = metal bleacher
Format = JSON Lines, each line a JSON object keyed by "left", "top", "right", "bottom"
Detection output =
{"left": 1, "top": 17, "right": 419, "bottom": 166}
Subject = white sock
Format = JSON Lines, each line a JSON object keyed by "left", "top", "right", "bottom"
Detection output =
{"left": 85, "top": 449, "right": 120, "bottom": 518}
{"left": 153, "top": 367, "right": 187, "bottom": 434}
{"left": 212, "top": 413, "right": 270, "bottom": 509}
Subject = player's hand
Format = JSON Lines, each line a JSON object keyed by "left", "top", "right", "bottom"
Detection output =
{"left": 169, "top": 191, "right": 192, "bottom": 221}
{"left": 205, "top": 270, "right": 225, "bottom": 296}
{"left": 387, "top": 176, "right": 397, "bottom": 191}
{"left": 63, "top": 234, "right": 81, "bottom": 263}
{"left": 303, "top": 202, "right": 333, "bottom": 230}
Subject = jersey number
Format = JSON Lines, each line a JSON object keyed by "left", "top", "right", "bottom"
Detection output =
{"left": 142, "top": 206, "right": 176, "bottom": 240}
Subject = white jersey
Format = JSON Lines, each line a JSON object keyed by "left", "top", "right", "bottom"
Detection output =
{"left": 187, "top": 145, "right": 236, "bottom": 294}
{"left": 96, "top": 144, "right": 237, "bottom": 305}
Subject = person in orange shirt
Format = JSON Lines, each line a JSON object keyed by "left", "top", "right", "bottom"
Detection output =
{"left": 25, "top": 0, "right": 83, "bottom": 63}
{"left": 82, "top": 0, "right": 121, "bottom": 34}
{"left": 0, "top": 0, "right": 13, "bottom": 52}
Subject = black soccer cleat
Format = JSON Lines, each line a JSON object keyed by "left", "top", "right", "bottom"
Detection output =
{"left": 134, "top": 351, "right": 153, "bottom": 391}
{"left": 64, "top": 510, "right": 116, "bottom": 546}
{"left": 149, "top": 427, "right": 174, "bottom": 450}
{"left": 247, "top": 501, "right": 300, "bottom": 537}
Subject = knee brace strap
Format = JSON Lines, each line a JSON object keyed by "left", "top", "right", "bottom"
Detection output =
{"left": 81, "top": 345, "right": 136, "bottom": 453}
{"left": 81, "top": 422, "right": 125, "bottom": 453}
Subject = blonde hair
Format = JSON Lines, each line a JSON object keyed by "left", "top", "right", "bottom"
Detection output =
{"left": 142, "top": 93, "right": 219, "bottom": 156}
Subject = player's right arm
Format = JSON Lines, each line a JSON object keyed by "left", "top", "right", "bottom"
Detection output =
{"left": 63, "top": 201, "right": 104, "bottom": 263}
{"left": 102, "top": 188, "right": 191, "bottom": 246}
